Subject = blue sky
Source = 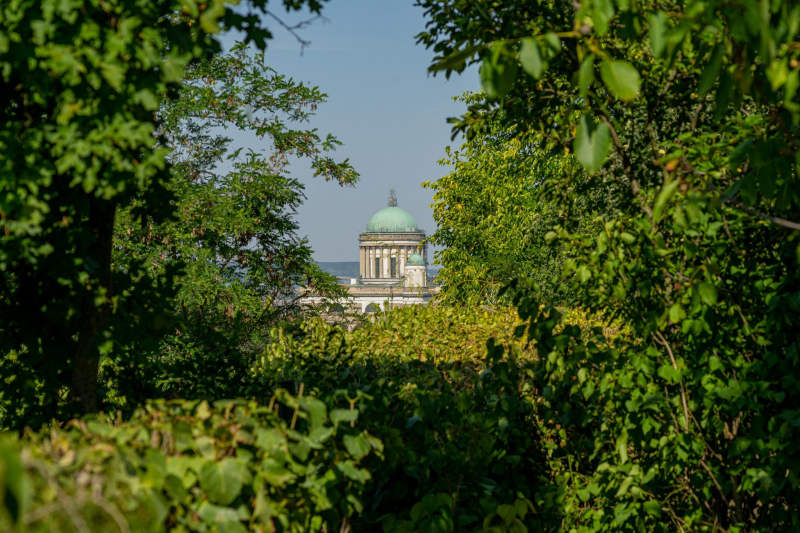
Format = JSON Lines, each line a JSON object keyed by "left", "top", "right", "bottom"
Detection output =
{"left": 220, "top": 0, "right": 478, "bottom": 262}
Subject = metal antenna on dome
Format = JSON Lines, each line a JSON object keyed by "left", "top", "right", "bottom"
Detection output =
{"left": 388, "top": 188, "right": 397, "bottom": 207}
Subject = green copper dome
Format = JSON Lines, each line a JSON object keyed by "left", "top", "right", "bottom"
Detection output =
{"left": 365, "top": 206, "right": 419, "bottom": 233}
{"left": 407, "top": 253, "right": 425, "bottom": 266}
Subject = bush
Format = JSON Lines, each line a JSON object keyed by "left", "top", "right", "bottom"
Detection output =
{"left": 0, "top": 397, "right": 378, "bottom": 532}
{"left": 5, "top": 305, "right": 625, "bottom": 532}
{"left": 253, "top": 306, "right": 548, "bottom": 532}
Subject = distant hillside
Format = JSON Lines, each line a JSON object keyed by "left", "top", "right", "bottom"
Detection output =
{"left": 316, "top": 262, "right": 360, "bottom": 278}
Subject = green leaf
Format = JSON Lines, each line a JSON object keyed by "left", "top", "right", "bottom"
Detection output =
{"left": 0, "top": 439, "right": 26, "bottom": 524}
{"left": 728, "top": 139, "right": 752, "bottom": 171}
{"left": 497, "top": 504, "right": 517, "bottom": 525}
{"left": 480, "top": 43, "right": 519, "bottom": 98}
{"left": 308, "top": 426, "right": 335, "bottom": 445}
{"left": 600, "top": 60, "right": 641, "bottom": 101}
{"left": 698, "top": 46, "right": 724, "bottom": 97}
{"left": 165, "top": 474, "right": 188, "bottom": 502}
{"left": 261, "top": 459, "right": 296, "bottom": 487}
{"left": 647, "top": 11, "right": 667, "bottom": 58}
{"left": 198, "top": 503, "right": 247, "bottom": 533}
{"left": 616, "top": 476, "right": 634, "bottom": 497}
{"left": 143, "top": 489, "right": 169, "bottom": 524}
{"left": 335, "top": 461, "right": 370, "bottom": 483}
{"left": 544, "top": 32, "right": 561, "bottom": 52}
{"left": 574, "top": 114, "right": 611, "bottom": 173}
{"left": 306, "top": 397, "right": 327, "bottom": 430}
{"left": 411, "top": 502, "right": 426, "bottom": 522}
{"left": 514, "top": 499, "right": 528, "bottom": 520}
{"left": 616, "top": 430, "right": 629, "bottom": 464}
{"left": 519, "top": 38, "right": 544, "bottom": 78}
{"left": 422, "top": 494, "right": 441, "bottom": 514}
{"left": 669, "top": 303, "right": 686, "bottom": 323}
{"left": 200, "top": 459, "right": 244, "bottom": 506}
{"left": 652, "top": 179, "right": 680, "bottom": 223}
{"left": 697, "top": 282, "right": 718, "bottom": 305}
{"left": 643, "top": 500, "right": 661, "bottom": 517}
{"left": 712, "top": 69, "right": 733, "bottom": 122}
{"left": 579, "top": 54, "right": 596, "bottom": 99}
{"left": 255, "top": 428, "right": 286, "bottom": 451}
{"left": 196, "top": 400, "right": 211, "bottom": 421}
{"left": 343, "top": 433, "right": 371, "bottom": 460}
{"left": 330, "top": 408, "right": 359, "bottom": 426}
{"left": 592, "top": 0, "right": 616, "bottom": 36}
{"left": 430, "top": 43, "right": 486, "bottom": 73}
{"left": 576, "top": 265, "right": 592, "bottom": 283}
{"left": 658, "top": 364, "right": 682, "bottom": 383}
{"left": 767, "top": 57, "right": 789, "bottom": 91}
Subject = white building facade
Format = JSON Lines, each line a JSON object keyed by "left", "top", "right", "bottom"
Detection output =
{"left": 302, "top": 191, "right": 434, "bottom": 317}
{"left": 349, "top": 190, "right": 433, "bottom": 312}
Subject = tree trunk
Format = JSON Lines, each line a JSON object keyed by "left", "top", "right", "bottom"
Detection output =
{"left": 71, "top": 198, "right": 117, "bottom": 415}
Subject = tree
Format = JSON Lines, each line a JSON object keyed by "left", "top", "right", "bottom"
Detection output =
{"left": 0, "top": 0, "right": 333, "bottom": 430}
{"left": 420, "top": 0, "right": 800, "bottom": 530}
{"left": 425, "top": 92, "right": 591, "bottom": 305}
{"left": 105, "top": 44, "right": 357, "bottom": 406}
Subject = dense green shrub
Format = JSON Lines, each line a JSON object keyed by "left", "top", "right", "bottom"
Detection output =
{"left": 2, "top": 306, "right": 559, "bottom": 532}
{"left": 253, "top": 306, "right": 548, "bottom": 532}
{"left": 0, "top": 396, "right": 378, "bottom": 532}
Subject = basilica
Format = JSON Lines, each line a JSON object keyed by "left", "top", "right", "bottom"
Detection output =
{"left": 303, "top": 191, "right": 434, "bottom": 315}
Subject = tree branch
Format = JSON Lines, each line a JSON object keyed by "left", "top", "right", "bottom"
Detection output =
{"left": 653, "top": 330, "right": 689, "bottom": 432}
{"left": 598, "top": 112, "right": 654, "bottom": 217}
{"left": 264, "top": 11, "right": 324, "bottom": 54}
{"left": 710, "top": 183, "right": 800, "bottom": 231}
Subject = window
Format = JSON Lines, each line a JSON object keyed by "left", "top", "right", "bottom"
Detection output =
{"left": 374, "top": 258, "right": 380, "bottom": 277}
{"left": 390, "top": 257, "right": 397, "bottom": 277}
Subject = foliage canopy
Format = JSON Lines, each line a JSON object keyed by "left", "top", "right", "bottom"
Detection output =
{"left": 105, "top": 43, "right": 356, "bottom": 410}
{"left": 0, "top": 0, "right": 342, "bottom": 429}
{"left": 425, "top": 93, "right": 596, "bottom": 305}
{"left": 419, "top": 0, "right": 800, "bottom": 530}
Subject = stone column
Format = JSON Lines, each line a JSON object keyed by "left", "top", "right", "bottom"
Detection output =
{"left": 371, "top": 247, "right": 376, "bottom": 278}
{"left": 382, "top": 247, "right": 389, "bottom": 278}
{"left": 399, "top": 247, "right": 406, "bottom": 277}
{"left": 367, "top": 247, "right": 372, "bottom": 278}
{"left": 359, "top": 246, "right": 365, "bottom": 278}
